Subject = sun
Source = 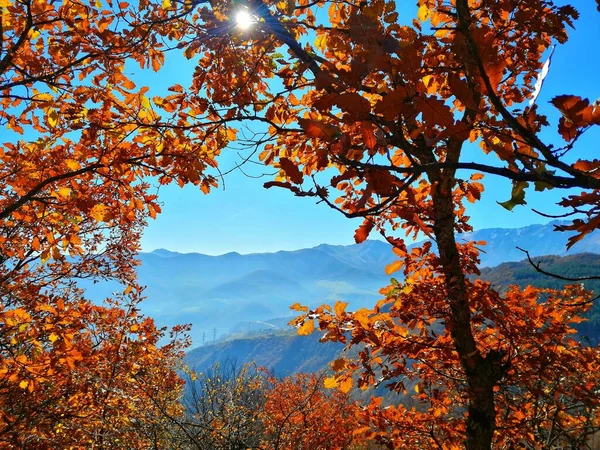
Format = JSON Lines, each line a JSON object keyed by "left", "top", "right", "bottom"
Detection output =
{"left": 235, "top": 9, "right": 254, "bottom": 30}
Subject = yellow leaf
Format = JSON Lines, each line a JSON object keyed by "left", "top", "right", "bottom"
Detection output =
{"left": 226, "top": 128, "right": 237, "bottom": 141}
{"left": 19, "top": 380, "right": 28, "bottom": 389}
{"left": 65, "top": 159, "right": 81, "bottom": 171}
{"left": 124, "top": 285, "right": 133, "bottom": 295}
{"left": 385, "top": 259, "right": 403, "bottom": 275}
{"left": 162, "top": 0, "right": 171, "bottom": 8}
{"left": 57, "top": 187, "right": 70, "bottom": 199}
{"left": 417, "top": 4, "right": 431, "bottom": 22}
{"left": 49, "top": 333, "right": 59, "bottom": 343}
{"left": 0, "top": 0, "right": 13, "bottom": 7}
{"left": 297, "top": 319, "right": 314, "bottom": 336}
{"left": 141, "top": 95, "right": 151, "bottom": 110}
{"left": 315, "top": 34, "right": 327, "bottom": 53}
{"left": 324, "top": 376, "right": 338, "bottom": 389}
{"left": 414, "top": 383, "right": 421, "bottom": 394}
{"left": 90, "top": 204, "right": 111, "bottom": 222}
{"left": 47, "top": 109, "right": 59, "bottom": 127}
{"left": 35, "top": 93, "right": 53, "bottom": 102}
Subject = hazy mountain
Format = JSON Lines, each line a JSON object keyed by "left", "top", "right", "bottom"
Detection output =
{"left": 80, "top": 220, "right": 600, "bottom": 345}
{"left": 186, "top": 252, "right": 600, "bottom": 376}
{"left": 461, "top": 221, "right": 600, "bottom": 267}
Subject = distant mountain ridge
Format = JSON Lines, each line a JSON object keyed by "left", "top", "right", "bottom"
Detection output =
{"left": 186, "top": 252, "right": 600, "bottom": 376}
{"left": 80, "top": 220, "right": 600, "bottom": 344}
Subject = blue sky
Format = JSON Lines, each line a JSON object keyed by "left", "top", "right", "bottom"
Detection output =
{"left": 140, "top": 0, "right": 600, "bottom": 255}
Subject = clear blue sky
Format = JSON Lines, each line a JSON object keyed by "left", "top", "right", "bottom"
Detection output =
{"left": 140, "top": 0, "right": 600, "bottom": 255}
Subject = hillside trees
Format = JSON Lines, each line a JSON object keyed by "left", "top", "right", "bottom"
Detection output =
{"left": 186, "top": 0, "right": 600, "bottom": 448}
{"left": 0, "top": 0, "right": 230, "bottom": 446}
{"left": 179, "top": 363, "right": 367, "bottom": 450}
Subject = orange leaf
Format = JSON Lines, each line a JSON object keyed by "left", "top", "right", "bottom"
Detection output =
{"left": 331, "top": 358, "right": 347, "bottom": 372}
{"left": 551, "top": 95, "right": 594, "bottom": 127}
{"left": 290, "top": 302, "right": 308, "bottom": 312}
{"left": 297, "top": 118, "right": 341, "bottom": 142}
{"left": 334, "top": 301, "right": 348, "bottom": 316}
{"left": 447, "top": 73, "right": 477, "bottom": 109}
{"left": 360, "top": 122, "right": 378, "bottom": 151}
{"left": 297, "top": 319, "right": 314, "bottom": 336}
{"left": 339, "top": 376, "right": 353, "bottom": 393}
{"left": 385, "top": 259, "right": 403, "bottom": 275}
{"left": 354, "top": 220, "right": 374, "bottom": 243}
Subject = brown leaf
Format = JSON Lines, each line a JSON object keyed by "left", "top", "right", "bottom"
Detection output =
{"left": 278, "top": 158, "right": 304, "bottom": 184}
{"left": 334, "top": 93, "right": 371, "bottom": 120}
{"left": 415, "top": 96, "right": 454, "bottom": 128}
{"left": 366, "top": 169, "right": 398, "bottom": 197}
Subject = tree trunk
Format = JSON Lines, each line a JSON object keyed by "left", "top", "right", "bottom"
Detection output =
{"left": 430, "top": 176, "right": 504, "bottom": 450}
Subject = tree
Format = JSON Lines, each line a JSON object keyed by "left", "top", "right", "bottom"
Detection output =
{"left": 0, "top": 291, "right": 190, "bottom": 449}
{"left": 187, "top": 0, "right": 600, "bottom": 448}
{"left": 179, "top": 363, "right": 368, "bottom": 450}
{"left": 0, "top": 0, "right": 225, "bottom": 446}
{"left": 261, "top": 372, "right": 366, "bottom": 450}
{"left": 181, "top": 362, "right": 266, "bottom": 449}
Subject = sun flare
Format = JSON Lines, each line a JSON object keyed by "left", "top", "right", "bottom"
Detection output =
{"left": 235, "top": 10, "right": 254, "bottom": 30}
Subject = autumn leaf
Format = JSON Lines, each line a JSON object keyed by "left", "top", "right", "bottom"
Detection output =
{"left": 354, "top": 219, "right": 374, "bottom": 243}
{"left": 551, "top": 95, "right": 594, "bottom": 128}
{"left": 47, "top": 109, "right": 59, "bottom": 127}
{"left": 334, "top": 301, "right": 348, "bottom": 316}
{"left": 279, "top": 158, "right": 304, "bottom": 184}
{"left": 417, "top": 4, "right": 431, "bottom": 22}
{"left": 290, "top": 302, "right": 308, "bottom": 312}
{"left": 385, "top": 259, "right": 403, "bottom": 275}
{"left": 447, "top": 73, "right": 477, "bottom": 109}
{"left": 297, "top": 118, "right": 341, "bottom": 142}
{"left": 297, "top": 319, "right": 315, "bottom": 335}
{"left": 324, "top": 376, "right": 339, "bottom": 389}
{"left": 338, "top": 376, "right": 353, "bottom": 393}
{"left": 360, "top": 121, "right": 378, "bottom": 151}
{"left": 333, "top": 93, "right": 371, "bottom": 120}
{"left": 315, "top": 34, "right": 327, "bottom": 53}
{"left": 415, "top": 96, "right": 454, "bottom": 128}
{"left": 331, "top": 358, "right": 347, "bottom": 372}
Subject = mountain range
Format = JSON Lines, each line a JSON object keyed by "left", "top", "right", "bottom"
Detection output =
{"left": 80, "top": 220, "right": 600, "bottom": 345}
{"left": 186, "top": 252, "right": 600, "bottom": 377}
